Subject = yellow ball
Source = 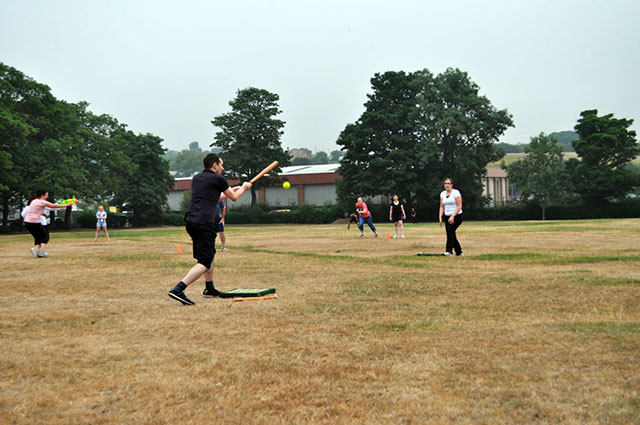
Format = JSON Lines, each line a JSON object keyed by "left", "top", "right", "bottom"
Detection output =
{"left": 283, "top": 181, "right": 291, "bottom": 189}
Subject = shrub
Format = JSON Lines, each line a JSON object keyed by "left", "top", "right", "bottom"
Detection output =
{"left": 226, "top": 204, "right": 342, "bottom": 224}
{"left": 75, "top": 210, "right": 128, "bottom": 228}
{"left": 163, "top": 212, "right": 185, "bottom": 226}
{"left": 466, "top": 201, "right": 640, "bottom": 221}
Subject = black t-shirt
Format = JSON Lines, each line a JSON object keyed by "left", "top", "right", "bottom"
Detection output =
{"left": 391, "top": 202, "right": 404, "bottom": 216}
{"left": 185, "top": 170, "right": 229, "bottom": 224}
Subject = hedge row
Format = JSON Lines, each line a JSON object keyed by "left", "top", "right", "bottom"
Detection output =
{"left": 226, "top": 204, "right": 343, "bottom": 224}
{"left": 73, "top": 201, "right": 640, "bottom": 228}
{"left": 363, "top": 201, "right": 640, "bottom": 222}
{"left": 467, "top": 201, "right": 640, "bottom": 221}
{"left": 75, "top": 210, "right": 185, "bottom": 228}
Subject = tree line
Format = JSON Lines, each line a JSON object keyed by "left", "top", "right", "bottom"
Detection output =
{"left": 165, "top": 143, "right": 342, "bottom": 177}
{"left": 496, "top": 131, "right": 579, "bottom": 153}
{"left": 4, "top": 60, "right": 637, "bottom": 229}
{"left": 0, "top": 62, "right": 174, "bottom": 230}
{"left": 508, "top": 111, "right": 639, "bottom": 219}
{"left": 336, "top": 68, "right": 514, "bottom": 211}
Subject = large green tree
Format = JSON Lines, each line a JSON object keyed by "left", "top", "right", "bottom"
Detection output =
{"left": 0, "top": 62, "right": 175, "bottom": 229}
{"left": 0, "top": 63, "right": 137, "bottom": 229}
{"left": 337, "top": 70, "right": 425, "bottom": 207}
{"left": 507, "top": 133, "right": 567, "bottom": 220}
{"left": 337, "top": 68, "right": 512, "bottom": 210}
{"left": 169, "top": 142, "right": 209, "bottom": 177}
{"left": 211, "top": 87, "right": 291, "bottom": 206}
{"left": 567, "top": 109, "right": 639, "bottom": 204}
{"left": 311, "top": 151, "right": 329, "bottom": 164}
{"left": 0, "top": 63, "right": 79, "bottom": 228}
{"left": 113, "top": 130, "right": 174, "bottom": 226}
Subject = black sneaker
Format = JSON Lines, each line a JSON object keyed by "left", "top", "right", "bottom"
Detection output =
{"left": 168, "top": 290, "right": 195, "bottom": 306}
{"left": 203, "top": 288, "right": 221, "bottom": 298}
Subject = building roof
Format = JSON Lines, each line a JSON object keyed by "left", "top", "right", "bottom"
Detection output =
{"left": 485, "top": 167, "right": 507, "bottom": 178}
{"left": 280, "top": 164, "right": 340, "bottom": 175}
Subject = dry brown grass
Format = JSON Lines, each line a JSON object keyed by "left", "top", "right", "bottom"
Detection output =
{"left": 1, "top": 219, "right": 639, "bottom": 424}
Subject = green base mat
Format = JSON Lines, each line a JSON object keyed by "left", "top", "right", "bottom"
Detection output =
{"left": 417, "top": 252, "right": 443, "bottom": 256}
{"left": 219, "top": 288, "right": 276, "bottom": 298}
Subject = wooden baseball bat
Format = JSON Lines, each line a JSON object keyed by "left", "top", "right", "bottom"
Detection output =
{"left": 249, "top": 161, "right": 279, "bottom": 184}
{"left": 233, "top": 295, "right": 278, "bottom": 302}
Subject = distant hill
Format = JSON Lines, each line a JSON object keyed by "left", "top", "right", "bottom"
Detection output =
{"left": 548, "top": 131, "right": 579, "bottom": 152}
{"left": 497, "top": 131, "right": 578, "bottom": 153}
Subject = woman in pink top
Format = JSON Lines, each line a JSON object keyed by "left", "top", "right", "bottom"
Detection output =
{"left": 23, "top": 190, "right": 70, "bottom": 258}
{"left": 355, "top": 197, "right": 378, "bottom": 238}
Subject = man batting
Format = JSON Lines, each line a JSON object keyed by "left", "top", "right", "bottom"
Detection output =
{"left": 168, "top": 153, "right": 252, "bottom": 306}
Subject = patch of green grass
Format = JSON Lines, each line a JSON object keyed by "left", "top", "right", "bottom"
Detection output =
{"left": 237, "top": 246, "right": 440, "bottom": 269}
{"left": 473, "top": 253, "right": 549, "bottom": 261}
{"left": 153, "top": 261, "right": 203, "bottom": 269}
{"left": 437, "top": 302, "right": 478, "bottom": 319}
{"left": 473, "top": 253, "right": 640, "bottom": 264}
{"left": 565, "top": 255, "right": 640, "bottom": 264}
{"left": 370, "top": 321, "right": 411, "bottom": 332}
{"left": 108, "top": 229, "right": 184, "bottom": 238}
{"left": 347, "top": 285, "right": 383, "bottom": 296}
{"left": 496, "top": 276, "right": 521, "bottom": 284}
{"left": 558, "top": 321, "right": 640, "bottom": 337}
{"left": 574, "top": 277, "right": 640, "bottom": 287}
{"left": 104, "top": 253, "right": 168, "bottom": 262}
{"left": 369, "top": 318, "right": 442, "bottom": 333}
{"left": 308, "top": 301, "right": 364, "bottom": 316}
{"left": 12, "top": 315, "right": 96, "bottom": 331}
{"left": 556, "top": 269, "right": 593, "bottom": 275}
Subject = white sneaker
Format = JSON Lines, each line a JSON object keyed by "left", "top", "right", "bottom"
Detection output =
{"left": 443, "top": 252, "right": 453, "bottom": 256}
{"left": 30, "top": 248, "right": 38, "bottom": 258}
{"left": 456, "top": 252, "right": 464, "bottom": 257}
{"left": 392, "top": 235, "right": 398, "bottom": 239}
{"left": 221, "top": 246, "right": 228, "bottom": 252}
{"left": 38, "top": 251, "right": 49, "bottom": 258}
{"left": 401, "top": 235, "right": 405, "bottom": 239}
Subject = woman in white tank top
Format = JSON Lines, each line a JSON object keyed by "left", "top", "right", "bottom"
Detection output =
{"left": 438, "top": 178, "right": 463, "bottom": 256}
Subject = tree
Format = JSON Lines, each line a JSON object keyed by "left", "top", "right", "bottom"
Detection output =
{"left": 329, "top": 150, "right": 342, "bottom": 162}
{"left": 337, "top": 70, "right": 426, "bottom": 207}
{"left": 292, "top": 157, "right": 311, "bottom": 166}
{"left": 112, "top": 130, "right": 175, "bottom": 226}
{"left": 337, "top": 68, "right": 513, "bottom": 210}
{"left": 507, "top": 133, "right": 567, "bottom": 220}
{"left": 0, "top": 62, "right": 82, "bottom": 229}
{"left": 0, "top": 62, "right": 175, "bottom": 230}
{"left": 417, "top": 68, "right": 513, "bottom": 209}
{"left": 567, "top": 109, "right": 639, "bottom": 204}
{"left": 180, "top": 190, "right": 192, "bottom": 214}
{"left": 211, "top": 87, "right": 291, "bottom": 206}
{"left": 311, "top": 151, "right": 329, "bottom": 164}
{"left": 171, "top": 148, "right": 207, "bottom": 177}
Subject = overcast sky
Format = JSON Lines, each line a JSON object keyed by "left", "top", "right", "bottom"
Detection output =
{"left": 1, "top": 0, "right": 639, "bottom": 153}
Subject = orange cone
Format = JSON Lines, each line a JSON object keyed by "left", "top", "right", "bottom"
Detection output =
{"left": 386, "top": 232, "right": 391, "bottom": 238}
{"left": 176, "top": 244, "right": 183, "bottom": 254}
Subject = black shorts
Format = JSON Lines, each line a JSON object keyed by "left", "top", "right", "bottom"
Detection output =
{"left": 392, "top": 213, "right": 404, "bottom": 222}
{"left": 25, "top": 222, "right": 49, "bottom": 245}
{"left": 185, "top": 221, "right": 217, "bottom": 269}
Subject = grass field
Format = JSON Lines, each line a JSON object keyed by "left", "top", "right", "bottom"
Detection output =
{"left": 1, "top": 220, "right": 639, "bottom": 424}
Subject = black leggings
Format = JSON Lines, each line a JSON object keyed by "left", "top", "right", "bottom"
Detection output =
{"left": 25, "top": 222, "right": 50, "bottom": 245}
{"left": 442, "top": 214, "right": 462, "bottom": 255}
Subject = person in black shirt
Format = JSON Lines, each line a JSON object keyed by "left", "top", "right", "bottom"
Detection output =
{"left": 168, "top": 153, "right": 252, "bottom": 306}
{"left": 388, "top": 195, "right": 406, "bottom": 238}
